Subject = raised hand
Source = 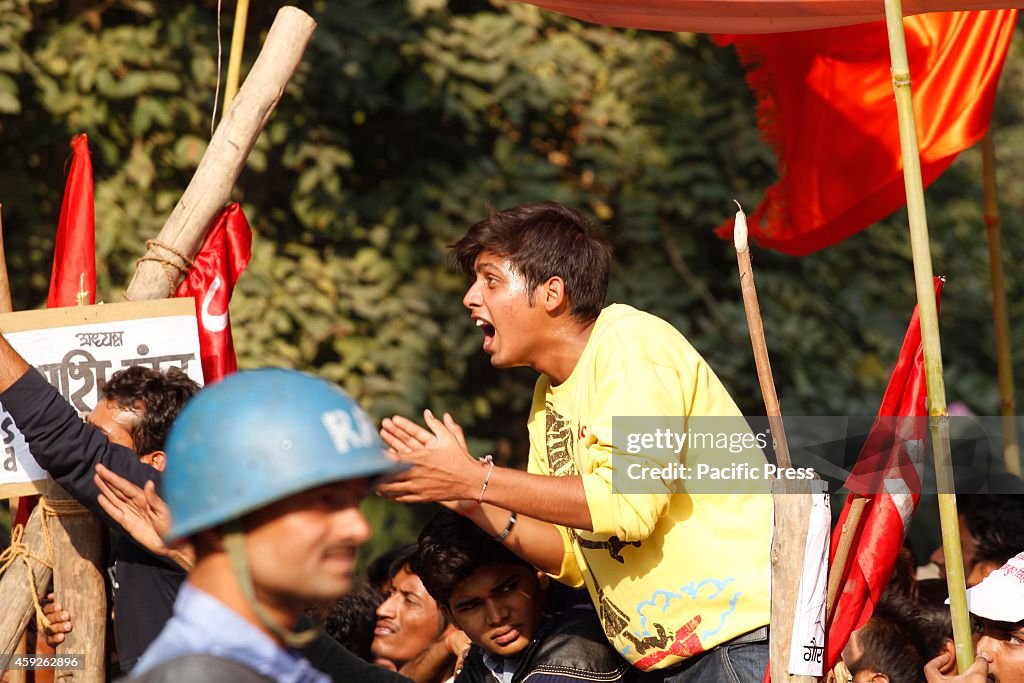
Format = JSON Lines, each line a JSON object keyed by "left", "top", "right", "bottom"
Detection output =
{"left": 377, "top": 409, "right": 484, "bottom": 506}
{"left": 94, "top": 464, "right": 194, "bottom": 570}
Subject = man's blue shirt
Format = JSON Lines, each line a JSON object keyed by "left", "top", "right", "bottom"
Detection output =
{"left": 135, "top": 582, "right": 329, "bottom": 683}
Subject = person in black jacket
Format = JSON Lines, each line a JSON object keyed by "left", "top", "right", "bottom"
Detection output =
{"left": 416, "top": 511, "right": 631, "bottom": 683}
{"left": 8, "top": 363, "right": 199, "bottom": 673}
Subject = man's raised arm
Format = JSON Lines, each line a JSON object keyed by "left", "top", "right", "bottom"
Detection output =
{"left": 0, "top": 329, "right": 158, "bottom": 524}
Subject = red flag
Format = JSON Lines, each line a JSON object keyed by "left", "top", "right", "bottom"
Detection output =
{"left": 823, "top": 277, "right": 943, "bottom": 670}
{"left": 17, "top": 135, "right": 97, "bottom": 526}
{"left": 716, "top": 11, "right": 1016, "bottom": 256}
{"left": 48, "top": 134, "right": 95, "bottom": 307}
{"left": 175, "top": 203, "right": 252, "bottom": 383}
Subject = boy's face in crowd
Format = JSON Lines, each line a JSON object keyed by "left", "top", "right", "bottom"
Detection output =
{"left": 447, "top": 564, "right": 548, "bottom": 658}
{"left": 243, "top": 479, "right": 372, "bottom": 609}
{"left": 88, "top": 399, "right": 165, "bottom": 470}
{"left": 88, "top": 399, "right": 139, "bottom": 450}
{"left": 373, "top": 567, "right": 446, "bottom": 665}
{"left": 977, "top": 618, "right": 1024, "bottom": 683}
{"left": 463, "top": 250, "right": 545, "bottom": 369}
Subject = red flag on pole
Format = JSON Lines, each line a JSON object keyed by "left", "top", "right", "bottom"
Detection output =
{"left": 823, "top": 277, "right": 944, "bottom": 670}
{"left": 47, "top": 134, "right": 96, "bottom": 307}
{"left": 716, "top": 10, "right": 1016, "bottom": 256}
{"left": 175, "top": 203, "right": 252, "bottom": 383}
{"left": 17, "top": 134, "right": 97, "bottom": 526}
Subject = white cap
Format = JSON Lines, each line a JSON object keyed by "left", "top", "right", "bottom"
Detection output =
{"left": 963, "top": 550, "right": 1024, "bottom": 623}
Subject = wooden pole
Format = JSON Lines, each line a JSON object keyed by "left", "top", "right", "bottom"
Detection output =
{"left": 0, "top": 505, "right": 53, "bottom": 674}
{"left": 734, "top": 204, "right": 815, "bottom": 682}
{"left": 223, "top": 0, "right": 251, "bottom": 116}
{"left": 980, "top": 133, "right": 1020, "bottom": 476}
{"left": 883, "top": 0, "right": 972, "bottom": 671}
{"left": 45, "top": 487, "right": 106, "bottom": 683}
{"left": 824, "top": 496, "right": 868, "bottom": 626}
{"left": 734, "top": 202, "right": 792, "bottom": 470}
{"left": 0, "top": 205, "right": 27, "bottom": 683}
{"left": 125, "top": 6, "right": 316, "bottom": 301}
{"left": 0, "top": 205, "right": 12, "bottom": 313}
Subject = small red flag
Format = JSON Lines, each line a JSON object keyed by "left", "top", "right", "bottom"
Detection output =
{"left": 47, "top": 134, "right": 96, "bottom": 307}
{"left": 824, "top": 277, "right": 943, "bottom": 670}
{"left": 716, "top": 10, "right": 1016, "bottom": 256}
{"left": 175, "top": 203, "right": 252, "bottom": 383}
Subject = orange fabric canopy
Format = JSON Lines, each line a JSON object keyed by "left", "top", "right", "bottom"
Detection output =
{"left": 520, "top": 0, "right": 1022, "bottom": 33}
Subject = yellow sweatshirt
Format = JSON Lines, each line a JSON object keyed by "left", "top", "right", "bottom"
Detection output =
{"left": 527, "top": 304, "right": 772, "bottom": 671}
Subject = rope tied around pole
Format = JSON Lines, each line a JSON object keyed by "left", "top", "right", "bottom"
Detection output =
{"left": 135, "top": 239, "right": 195, "bottom": 293}
{"left": 0, "top": 496, "right": 95, "bottom": 634}
{"left": 0, "top": 524, "right": 54, "bottom": 630}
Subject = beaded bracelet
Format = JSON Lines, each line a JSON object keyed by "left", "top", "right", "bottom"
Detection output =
{"left": 478, "top": 454, "right": 495, "bottom": 504}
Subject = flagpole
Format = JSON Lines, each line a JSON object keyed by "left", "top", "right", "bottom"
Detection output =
{"left": 223, "top": 0, "right": 251, "bottom": 116}
{"left": 980, "top": 132, "right": 1020, "bottom": 476}
{"left": 733, "top": 204, "right": 818, "bottom": 682}
{"left": 883, "top": 0, "right": 973, "bottom": 671}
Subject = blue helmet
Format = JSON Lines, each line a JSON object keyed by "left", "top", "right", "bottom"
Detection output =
{"left": 162, "top": 368, "right": 401, "bottom": 541}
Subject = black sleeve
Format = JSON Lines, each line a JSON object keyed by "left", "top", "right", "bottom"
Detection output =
{"left": 0, "top": 368, "right": 159, "bottom": 529}
{"left": 301, "top": 629, "right": 413, "bottom": 683}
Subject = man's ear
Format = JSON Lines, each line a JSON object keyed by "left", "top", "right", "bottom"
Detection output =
{"left": 539, "top": 277, "right": 566, "bottom": 314}
{"left": 147, "top": 450, "right": 167, "bottom": 472}
{"left": 535, "top": 570, "right": 550, "bottom": 590}
{"left": 868, "top": 673, "right": 889, "bottom": 683}
{"left": 938, "top": 639, "right": 957, "bottom": 675}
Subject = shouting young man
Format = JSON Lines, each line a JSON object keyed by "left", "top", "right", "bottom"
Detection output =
{"left": 379, "top": 202, "right": 772, "bottom": 681}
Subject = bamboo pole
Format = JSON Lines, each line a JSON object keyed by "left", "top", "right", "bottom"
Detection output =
{"left": 883, "top": 0, "right": 972, "bottom": 671}
{"left": 223, "top": 0, "right": 251, "bottom": 116}
{"left": 734, "top": 205, "right": 815, "bottom": 682}
{"left": 125, "top": 6, "right": 316, "bottom": 301}
{"left": 980, "top": 133, "right": 1020, "bottom": 476}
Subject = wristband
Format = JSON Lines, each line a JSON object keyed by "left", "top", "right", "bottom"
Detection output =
{"left": 494, "top": 511, "right": 518, "bottom": 542}
{"left": 478, "top": 454, "right": 494, "bottom": 504}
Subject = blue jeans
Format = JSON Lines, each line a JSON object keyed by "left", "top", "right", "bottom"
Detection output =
{"left": 638, "top": 627, "right": 770, "bottom": 683}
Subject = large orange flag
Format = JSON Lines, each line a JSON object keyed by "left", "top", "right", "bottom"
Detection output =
{"left": 716, "top": 10, "right": 1016, "bottom": 256}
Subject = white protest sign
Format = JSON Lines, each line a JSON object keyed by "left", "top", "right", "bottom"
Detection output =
{"left": 0, "top": 299, "right": 203, "bottom": 497}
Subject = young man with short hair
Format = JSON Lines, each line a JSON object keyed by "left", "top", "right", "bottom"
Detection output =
{"left": 126, "top": 368, "right": 403, "bottom": 681}
{"left": 416, "top": 510, "right": 630, "bottom": 683}
{"left": 372, "top": 545, "right": 454, "bottom": 673}
{"left": 925, "top": 550, "right": 1024, "bottom": 683}
{"left": 379, "top": 202, "right": 771, "bottom": 681}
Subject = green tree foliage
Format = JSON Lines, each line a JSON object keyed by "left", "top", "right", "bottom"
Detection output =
{"left": 1, "top": 1, "right": 1021, "bottom": 552}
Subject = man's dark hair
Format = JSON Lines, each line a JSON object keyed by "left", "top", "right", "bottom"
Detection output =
{"left": 414, "top": 510, "right": 534, "bottom": 608}
{"left": 386, "top": 544, "right": 420, "bottom": 581}
{"left": 849, "top": 610, "right": 926, "bottom": 683}
{"left": 315, "top": 583, "right": 384, "bottom": 662}
{"left": 915, "top": 579, "right": 955, "bottom": 660}
{"left": 451, "top": 202, "right": 613, "bottom": 322}
{"left": 367, "top": 545, "right": 411, "bottom": 593}
{"left": 101, "top": 366, "right": 200, "bottom": 455}
{"left": 960, "top": 492, "right": 1024, "bottom": 569}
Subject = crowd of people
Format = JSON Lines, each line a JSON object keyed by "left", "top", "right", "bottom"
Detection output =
{"left": 0, "top": 202, "right": 1020, "bottom": 683}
